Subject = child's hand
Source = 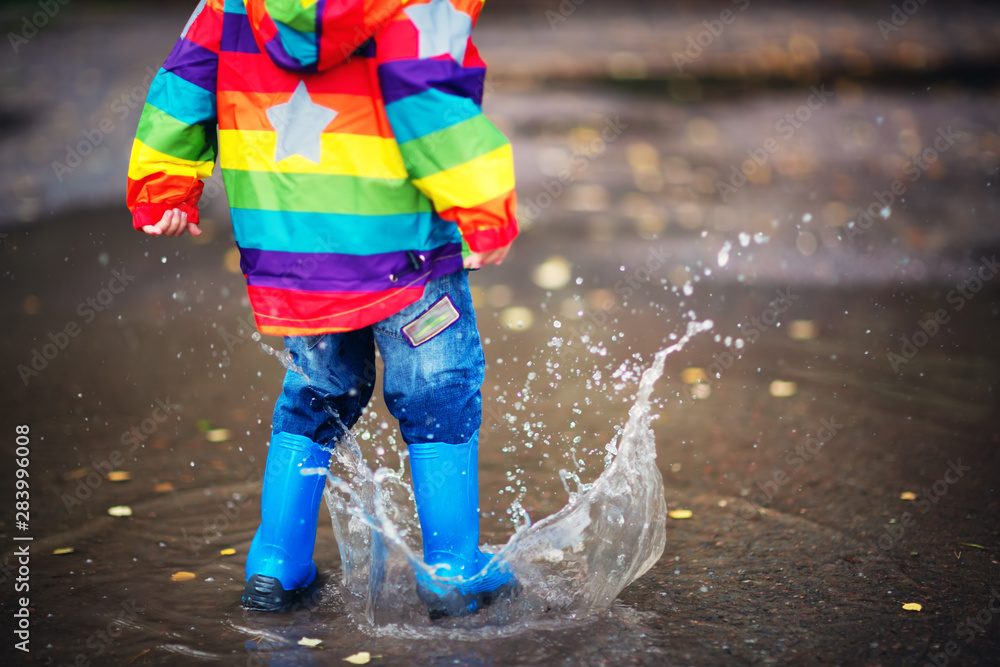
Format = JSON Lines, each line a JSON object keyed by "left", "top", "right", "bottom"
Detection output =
{"left": 464, "top": 243, "right": 511, "bottom": 270}
{"left": 142, "top": 208, "right": 203, "bottom": 237}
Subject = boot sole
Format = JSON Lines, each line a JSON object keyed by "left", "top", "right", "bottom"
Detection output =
{"left": 242, "top": 574, "right": 319, "bottom": 612}
{"left": 426, "top": 578, "right": 520, "bottom": 620}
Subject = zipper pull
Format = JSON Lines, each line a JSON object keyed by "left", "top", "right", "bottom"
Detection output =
{"left": 407, "top": 251, "right": 422, "bottom": 272}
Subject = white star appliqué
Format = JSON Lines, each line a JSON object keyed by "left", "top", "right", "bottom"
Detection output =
{"left": 404, "top": 0, "right": 473, "bottom": 64}
{"left": 266, "top": 81, "right": 338, "bottom": 164}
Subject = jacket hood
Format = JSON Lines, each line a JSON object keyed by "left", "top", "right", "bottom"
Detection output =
{"left": 243, "top": 0, "right": 401, "bottom": 72}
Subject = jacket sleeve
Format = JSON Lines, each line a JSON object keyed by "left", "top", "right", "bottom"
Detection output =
{"left": 375, "top": 0, "right": 517, "bottom": 253}
{"left": 126, "top": 0, "right": 223, "bottom": 230}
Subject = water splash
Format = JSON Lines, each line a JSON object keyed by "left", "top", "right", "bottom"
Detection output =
{"left": 320, "top": 319, "right": 714, "bottom": 632}
{"left": 252, "top": 331, "right": 311, "bottom": 383}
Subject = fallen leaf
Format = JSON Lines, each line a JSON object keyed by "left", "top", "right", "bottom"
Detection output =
{"left": 108, "top": 471, "right": 132, "bottom": 482}
{"left": 788, "top": 320, "right": 818, "bottom": 340}
{"left": 769, "top": 380, "right": 797, "bottom": 397}
{"left": 297, "top": 637, "right": 322, "bottom": 648}
{"left": 63, "top": 468, "right": 89, "bottom": 481}
{"left": 223, "top": 247, "right": 243, "bottom": 274}
{"left": 957, "top": 542, "right": 988, "bottom": 550}
{"left": 52, "top": 547, "right": 75, "bottom": 555}
{"left": 154, "top": 482, "right": 175, "bottom": 493}
{"left": 219, "top": 548, "right": 236, "bottom": 556}
{"left": 107, "top": 505, "right": 133, "bottom": 517}
{"left": 669, "top": 509, "right": 693, "bottom": 520}
{"left": 902, "top": 602, "right": 922, "bottom": 611}
{"left": 171, "top": 571, "right": 196, "bottom": 582}
{"left": 681, "top": 367, "right": 707, "bottom": 384}
{"left": 899, "top": 491, "right": 917, "bottom": 501}
{"left": 206, "top": 428, "right": 231, "bottom": 443}
{"left": 343, "top": 651, "right": 370, "bottom": 664}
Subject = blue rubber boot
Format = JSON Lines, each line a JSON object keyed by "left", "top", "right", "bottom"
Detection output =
{"left": 242, "top": 432, "right": 331, "bottom": 611}
{"left": 408, "top": 432, "right": 516, "bottom": 618}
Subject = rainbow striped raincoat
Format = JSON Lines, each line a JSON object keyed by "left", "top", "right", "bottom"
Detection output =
{"left": 127, "top": 0, "right": 517, "bottom": 336}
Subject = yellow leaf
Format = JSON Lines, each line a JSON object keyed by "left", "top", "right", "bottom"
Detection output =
{"left": 224, "top": 247, "right": 242, "bottom": 274}
{"left": 344, "top": 651, "right": 370, "bottom": 664}
{"left": 107, "top": 471, "right": 132, "bottom": 482}
{"left": 769, "top": 380, "right": 797, "bottom": 397}
{"left": 219, "top": 548, "right": 236, "bottom": 556}
{"left": 171, "top": 571, "right": 196, "bottom": 582}
{"left": 668, "top": 509, "right": 693, "bottom": 520}
{"left": 681, "top": 368, "right": 707, "bottom": 384}
{"left": 52, "top": 547, "right": 75, "bottom": 555}
{"left": 206, "top": 429, "right": 231, "bottom": 443}
{"left": 902, "top": 602, "right": 922, "bottom": 611}
{"left": 297, "top": 637, "right": 322, "bottom": 647}
{"left": 899, "top": 491, "right": 917, "bottom": 500}
{"left": 788, "top": 320, "right": 818, "bottom": 340}
{"left": 107, "top": 505, "right": 133, "bottom": 517}
{"left": 154, "top": 482, "right": 175, "bottom": 493}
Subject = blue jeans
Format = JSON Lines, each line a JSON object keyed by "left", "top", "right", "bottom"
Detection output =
{"left": 271, "top": 270, "right": 485, "bottom": 446}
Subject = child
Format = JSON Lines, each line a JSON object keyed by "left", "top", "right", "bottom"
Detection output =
{"left": 127, "top": 0, "right": 518, "bottom": 617}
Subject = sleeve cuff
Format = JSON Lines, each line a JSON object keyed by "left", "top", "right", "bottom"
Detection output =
{"left": 462, "top": 221, "right": 519, "bottom": 253}
{"left": 131, "top": 201, "right": 201, "bottom": 231}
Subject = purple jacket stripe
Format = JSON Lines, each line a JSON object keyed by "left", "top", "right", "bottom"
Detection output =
{"left": 241, "top": 243, "right": 463, "bottom": 293}
{"left": 378, "top": 59, "right": 486, "bottom": 105}
{"left": 163, "top": 40, "right": 220, "bottom": 92}
{"left": 220, "top": 12, "right": 260, "bottom": 53}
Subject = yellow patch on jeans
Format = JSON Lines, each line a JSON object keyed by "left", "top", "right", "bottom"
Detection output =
{"left": 402, "top": 295, "right": 460, "bottom": 347}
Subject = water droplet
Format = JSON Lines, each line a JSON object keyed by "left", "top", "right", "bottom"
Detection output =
{"left": 716, "top": 241, "right": 731, "bottom": 267}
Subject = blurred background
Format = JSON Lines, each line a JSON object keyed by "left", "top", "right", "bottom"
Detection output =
{"left": 2, "top": 0, "right": 999, "bottom": 665}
